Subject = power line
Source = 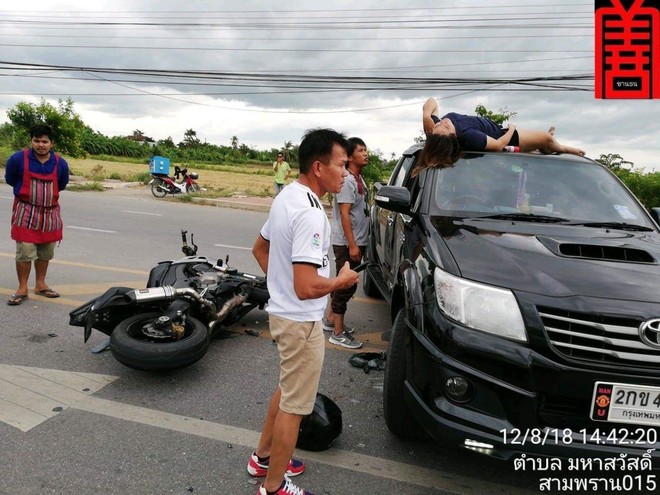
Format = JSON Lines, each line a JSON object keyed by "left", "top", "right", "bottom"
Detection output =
{"left": 0, "top": 4, "right": 592, "bottom": 15}
{"left": 0, "top": 43, "right": 592, "bottom": 54}
{"left": 0, "top": 33, "right": 592, "bottom": 42}
{"left": 0, "top": 60, "right": 594, "bottom": 97}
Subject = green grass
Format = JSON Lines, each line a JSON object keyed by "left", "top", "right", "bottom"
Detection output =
{"left": 1, "top": 153, "right": 286, "bottom": 198}
{"left": 88, "top": 154, "right": 150, "bottom": 165}
{"left": 67, "top": 181, "right": 105, "bottom": 191}
{"left": 67, "top": 156, "right": 278, "bottom": 197}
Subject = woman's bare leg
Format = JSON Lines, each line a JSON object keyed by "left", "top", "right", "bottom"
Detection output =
{"left": 517, "top": 129, "right": 584, "bottom": 156}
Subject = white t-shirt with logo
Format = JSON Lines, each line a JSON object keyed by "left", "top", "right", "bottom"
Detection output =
{"left": 261, "top": 181, "right": 330, "bottom": 321}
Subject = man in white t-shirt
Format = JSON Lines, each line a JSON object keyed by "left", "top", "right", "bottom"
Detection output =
{"left": 248, "top": 129, "right": 360, "bottom": 495}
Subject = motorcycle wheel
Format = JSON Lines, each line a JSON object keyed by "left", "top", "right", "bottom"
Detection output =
{"left": 110, "top": 312, "right": 210, "bottom": 371}
{"left": 151, "top": 180, "right": 168, "bottom": 198}
{"left": 187, "top": 183, "right": 200, "bottom": 193}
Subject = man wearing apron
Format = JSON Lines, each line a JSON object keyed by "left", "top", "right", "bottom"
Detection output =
{"left": 5, "top": 124, "right": 69, "bottom": 306}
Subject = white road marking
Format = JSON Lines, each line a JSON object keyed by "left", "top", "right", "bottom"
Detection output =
{"left": 122, "top": 210, "right": 162, "bottom": 216}
{"left": 0, "top": 364, "right": 117, "bottom": 432}
{"left": 0, "top": 364, "right": 526, "bottom": 494}
{"left": 213, "top": 244, "right": 252, "bottom": 251}
{"left": 67, "top": 226, "right": 118, "bottom": 233}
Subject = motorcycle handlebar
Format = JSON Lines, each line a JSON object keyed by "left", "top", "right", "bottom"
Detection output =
{"left": 215, "top": 265, "right": 265, "bottom": 284}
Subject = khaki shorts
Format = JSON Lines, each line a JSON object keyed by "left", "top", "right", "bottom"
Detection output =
{"left": 269, "top": 315, "right": 325, "bottom": 415}
{"left": 16, "top": 242, "right": 56, "bottom": 262}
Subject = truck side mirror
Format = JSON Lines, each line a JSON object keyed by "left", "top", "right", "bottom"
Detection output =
{"left": 374, "top": 186, "right": 411, "bottom": 214}
{"left": 650, "top": 207, "right": 660, "bottom": 225}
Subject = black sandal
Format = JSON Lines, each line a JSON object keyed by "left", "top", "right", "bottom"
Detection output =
{"left": 8, "top": 294, "right": 28, "bottom": 306}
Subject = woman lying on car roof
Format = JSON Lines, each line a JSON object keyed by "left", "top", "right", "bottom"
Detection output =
{"left": 414, "top": 97, "right": 586, "bottom": 176}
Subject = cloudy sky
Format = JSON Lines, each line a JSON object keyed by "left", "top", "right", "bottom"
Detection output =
{"left": 1, "top": 0, "right": 659, "bottom": 170}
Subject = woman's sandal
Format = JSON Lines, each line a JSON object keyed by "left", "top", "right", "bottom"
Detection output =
{"left": 8, "top": 294, "right": 28, "bottom": 306}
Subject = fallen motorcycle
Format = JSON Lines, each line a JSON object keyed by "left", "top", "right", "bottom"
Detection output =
{"left": 149, "top": 165, "right": 200, "bottom": 198}
{"left": 69, "top": 231, "right": 268, "bottom": 371}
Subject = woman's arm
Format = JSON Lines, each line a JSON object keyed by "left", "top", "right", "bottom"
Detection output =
{"left": 483, "top": 124, "right": 516, "bottom": 151}
{"left": 422, "top": 97, "right": 439, "bottom": 136}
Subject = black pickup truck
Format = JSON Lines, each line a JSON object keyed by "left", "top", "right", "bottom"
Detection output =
{"left": 366, "top": 144, "right": 660, "bottom": 464}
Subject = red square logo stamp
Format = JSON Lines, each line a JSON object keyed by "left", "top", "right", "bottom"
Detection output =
{"left": 595, "top": 0, "right": 660, "bottom": 98}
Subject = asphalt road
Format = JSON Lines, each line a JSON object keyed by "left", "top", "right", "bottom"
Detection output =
{"left": 0, "top": 183, "right": 548, "bottom": 495}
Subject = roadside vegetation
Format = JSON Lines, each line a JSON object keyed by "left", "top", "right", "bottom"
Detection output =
{"left": 0, "top": 98, "right": 658, "bottom": 207}
{"left": 0, "top": 98, "right": 395, "bottom": 200}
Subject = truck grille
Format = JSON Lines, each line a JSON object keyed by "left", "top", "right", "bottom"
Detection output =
{"left": 537, "top": 307, "right": 660, "bottom": 368}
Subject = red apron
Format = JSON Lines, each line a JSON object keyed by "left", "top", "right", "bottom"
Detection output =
{"left": 10, "top": 149, "right": 63, "bottom": 243}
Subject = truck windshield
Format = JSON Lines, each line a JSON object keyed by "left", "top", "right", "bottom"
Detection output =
{"left": 429, "top": 154, "right": 654, "bottom": 228}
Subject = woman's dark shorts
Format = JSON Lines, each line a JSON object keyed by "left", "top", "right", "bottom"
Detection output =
{"left": 507, "top": 129, "right": 520, "bottom": 147}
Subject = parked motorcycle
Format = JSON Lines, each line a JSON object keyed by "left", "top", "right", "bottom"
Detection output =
{"left": 150, "top": 165, "right": 200, "bottom": 198}
{"left": 69, "top": 231, "right": 269, "bottom": 371}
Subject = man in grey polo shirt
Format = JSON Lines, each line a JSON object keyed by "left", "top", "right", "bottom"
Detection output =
{"left": 323, "top": 137, "right": 370, "bottom": 349}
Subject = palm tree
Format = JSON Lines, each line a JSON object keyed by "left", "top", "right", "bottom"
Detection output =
{"left": 282, "top": 140, "right": 293, "bottom": 160}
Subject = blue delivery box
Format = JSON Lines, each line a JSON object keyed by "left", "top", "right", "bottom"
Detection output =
{"left": 149, "top": 156, "right": 170, "bottom": 176}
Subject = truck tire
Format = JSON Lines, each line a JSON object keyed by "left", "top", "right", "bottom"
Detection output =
{"left": 383, "top": 309, "right": 425, "bottom": 439}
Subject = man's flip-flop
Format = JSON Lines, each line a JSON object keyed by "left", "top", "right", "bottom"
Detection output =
{"left": 8, "top": 294, "right": 28, "bottom": 306}
{"left": 35, "top": 288, "right": 60, "bottom": 298}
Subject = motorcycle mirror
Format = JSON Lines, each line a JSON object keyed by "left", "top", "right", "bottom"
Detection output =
{"left": 216, "top": 258, "right": 223, "bottom": 267}
{"left": 225, "top": 255, "right": 230, "bottom": 265}
{"left": 190, "top": 233, "right": 198, "bottom": 254}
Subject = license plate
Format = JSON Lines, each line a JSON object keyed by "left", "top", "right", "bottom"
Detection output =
{"left": 591, "top": 381, "right": 660, "bottom": 426}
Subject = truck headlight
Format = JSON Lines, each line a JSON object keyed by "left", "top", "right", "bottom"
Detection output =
{"left": 434, "top": 268, "right": 527, "bottom": 342}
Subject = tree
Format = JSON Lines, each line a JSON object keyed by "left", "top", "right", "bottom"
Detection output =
{"left": 595, "top": 153, "right": 660, "bottom": 208}
{"left": 231, "top": 135, "right": 239, "bottom": 149}
{"left": 474, "top": 104, "right": 517, "bottom": 126}
{"left": 282, "top": 140, "right": 293, "bottom": 160}
{"left": 179, "top": 128, "right": 201, "bottom": 148}
{"left": 5, "top": 98, "right": 87, "bottom": 157}
{"left": 157, "top": 136, "right": 175, "bottom": 148}
{"left": 595, "top": 153, "right": 634, "bottom": 172}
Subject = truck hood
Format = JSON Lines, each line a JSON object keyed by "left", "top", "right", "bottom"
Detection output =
{"left": 433, "top": 217, "right": 660, "bottom": 303}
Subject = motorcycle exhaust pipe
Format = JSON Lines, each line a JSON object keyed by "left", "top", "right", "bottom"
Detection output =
{"left": 125, "top": 286, "right": 216, "bottom": 312}
{"left": 208, "top": 292, "right": 249, "bottom": 330}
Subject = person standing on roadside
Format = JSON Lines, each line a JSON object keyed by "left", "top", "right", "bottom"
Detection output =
{"left": 323, "top": 137, "right": 370, "bottom": 349}
{"left": 5, "top": 123, "right": 69, "bottom": 306}
{"left": 248, "top": 128, "right": 359, "bottom": 495}
{"left": 272, "top": 151, "right": 291, "bottom": 196}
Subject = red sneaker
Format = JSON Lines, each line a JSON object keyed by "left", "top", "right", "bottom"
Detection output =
{"left": 247, "top": 451, "right": 305, "bottom": 477}
{"left": 257, "top": 477, "right": 314, "bottom": 495}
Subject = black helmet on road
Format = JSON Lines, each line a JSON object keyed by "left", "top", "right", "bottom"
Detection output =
{"left": 296, "top": 393, "right": 342, "bottom": 451}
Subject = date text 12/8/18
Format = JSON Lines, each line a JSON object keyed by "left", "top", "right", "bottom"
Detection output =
{"left": 500, "top": 428, "right": 657, "bottom": 446}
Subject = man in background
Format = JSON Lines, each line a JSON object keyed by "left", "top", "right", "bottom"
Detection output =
{"left": 273, "top": 151, "right": 291, "bottom": 196}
